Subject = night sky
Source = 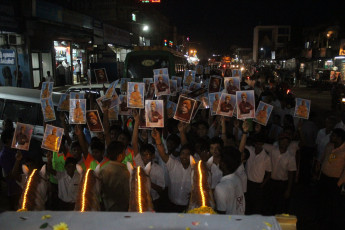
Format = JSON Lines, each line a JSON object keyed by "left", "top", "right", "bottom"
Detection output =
{"left": 159, "top": 0, "right": 345, "bottom": 54}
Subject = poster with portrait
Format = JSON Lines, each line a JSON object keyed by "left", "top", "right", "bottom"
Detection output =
{"left": 196, "top": 65, "right": 203, "bottom": 75}
{"left": 41, "top": 98, "right": 56, "bottom": 122}
{"left": 127, "top": 82, "right": 145, "bottom": 108}
{"left": 232, "top": 69, "right": 242, "bottom": 79}
{"left": 120, "top": 78, "right": 130, "bottom": 94}
{"left": 109, "top": 91, "right": 121, "bottom": 109}
{"left": 96, "top": 96, "right": 105, "bottom": 113}
{"left": 204, "top": 66, "right": 210, "bottom": 75}
{"left": 146, "top": 83, "right": 156, "bottom": 100}
{"left": 57, "top": 94, "right": 70, "bottom": 111}
{"left": 69, "top": 99, "right": 86, "bottom": 124}
{"left": 216, "top": 93, "right": 236, "bottom": 117}
{"left": 184, "top": 70, "right": 196, "bottom": 86}
{"left": 145, "top": 100, "right": 164, "bottom": 128}
{"left": 41, "top": 124, "right": 64, "bottom": 152}
{"left": 198, "top": 93, "right": 209, "bottom": 109}
{"left": 294, "top": 98, "right": 311, "bottom": 120}
{"left": 108, "top": 106, "right": 119, "bottom": 120}
{"left": 172, "top": 76, "right": 182, "bottom": 91}
{"left": 104, "top": 80, "right": 119, "bottom": 100}
{"left": 254, "top": 101, "right": 273, "bottom": 126}
{"left": 94, "top": 68, "right": 108, "bottom": 84}
{"left": 170, "top": 79, "right": 178, "bottom": 96}
{"left": 209, "top": 92, "right": 221, "bottom": 116}
{"left": 139, "top": 109, "right": 149, "bottom": 129}
{"left": 40, "top": 82, "right": 54, "bottom": 99}
{"left": 143, "top": 78, "right": 153, "bottom": 93}
{"left": 154, "top": 75, "right": 170, "bottom": 96}
{"left": 191, "top": 101, "right": 202, "bottom": 120}
{"left": 153, "top": 68, "right": 168, "bottom": 76}
{"left": 236, "top": 90, "right": 255, "bottom": 119}
{"left": 11, "top": 122, "right": 34, "bottom": 151}
{"left": 119, "top": 95, "right": 132, "bottom": 115}
{"left": 86, "top": 110, "right": 104, "bottom": 132}
{"left": 173, "top": 95, "right": 196, "bottom": 123}
{"left": 188, "top": 82, "right": 201, "bottom": 92}
{"left": 224, "top": 77, "right": 240, "bottom": 95}
{"left": 208, "top": 76, "right": 222, "bottom": 93}
{"left": 166, "top": 100, "right": 177, "bottom": 119}
{"left": 70, "top": 92, "right": 85, "bottom": 99}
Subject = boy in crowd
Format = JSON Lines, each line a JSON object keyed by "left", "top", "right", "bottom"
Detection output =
{"left": 209, "top": 137, "right": 224, "bottom": 190}
{"left": 47, "top": 154, "right": 80, "bottom": 210}
{"left": 99, "top": 141, "right": 130, "bottom": 211}
{"left": 214, "top": 146, "right": 245, "bottom": 214}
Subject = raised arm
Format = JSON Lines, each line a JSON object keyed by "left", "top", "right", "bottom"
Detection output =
{"left": 132, "top": 109, "right": 140, "bottom": 157}
{"left": 178, "top": 122, "right": 188, "bottom": 146}
{"left": 102, "top": 100, "right": 111, "bottom": 146}
{"left": 75, "top": 124, "right": 89, "bottom": 159}
{"left": 46, "top": 151, "right": 57, "bottom": 176}
{"left": 151, "top": 128, "right": 169, "bottom": 163}
{"left": 10, "top": 150, "right": 23, "bottom": 182}
{"left": 59, "top": 112, "right": 72, "bottom": 146}
{"left": 239, "top": 120, "right": 249, "bottom": 153}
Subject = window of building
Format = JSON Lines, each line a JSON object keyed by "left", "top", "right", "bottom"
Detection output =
{"left": 3, "top": 100, "right": 39, "bottom": 125}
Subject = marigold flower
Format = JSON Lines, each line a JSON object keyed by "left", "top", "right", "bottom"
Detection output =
{"left": 53, "top": 222, "right": 69, "bottom": 230}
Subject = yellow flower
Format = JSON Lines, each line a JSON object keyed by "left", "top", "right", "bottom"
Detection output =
{"left": 53, "top": 222, "right": 69, "bottom": 230}
{"left": 187, "top": 206, "right": 217, "bottom": 214}
{"left": 41, "top": 215, "right": 52, "bottom": 220}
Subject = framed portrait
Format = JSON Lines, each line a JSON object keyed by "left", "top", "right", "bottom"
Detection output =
{"left": 69, "top": 99, "right": 86, "bottom": 124}
{"left": 127, "top": 82, "right": 145, "bottom": 108}
{"left": 40, "top": 82, "right": 54, "bottom": 99}
{"left": 170, "top": 79, "right": 178, "bottom": 96}
{"left": 232, "top": 69, "right": 242, "bottom": 78}
{"left": 70, "top": 92, "right": 85, "bottom": 100}
{"left": 57, "top": 94, "right": 70, "bottom": 111}
{"left": 154, "top": 75, "right": 170, "bottom": 96}
{"left": 208, "top": 92, "right": 221, "bottom": 116}
{"left": 224, "top": 77, "right": 240, "bottom": 95}
{"left": 108, "top": 106, "right": 119, "bottom": 121}
{"left": 153, "top": 68, "right": 168, "bottom": 75}
{"left": 86, "top": 110, "right": 104, "bottom": 132}
{"left": 11, "top": 122, "right": 34, "bottom": 151}
{"left": 41, "top": 124, "right": 64, "bottom": 152}
{"left": 94, "top": 68, "right": 108, "bottom": 84}
{"left": 166, "top": 100, "right": 177, "bottom": 119}
{"left": 96, "top": 96, "right": 105, "bottom": 113}
{"left": 119, "top": 95, "right": 132, "bottom": 115}
{"left": 198, "top": 93, "right": 209, "bottom": 109}
{"left": 120, "top": 78, "right": 131, "bottom": 94}
{"left": 208, "top": 76, "right": 222, "bottom": 93}
{"left": 216, "top": 93, "right": 236, "bottom": 117}
{"left": 104, "top": 80, "right": 118, "bottom": 100}
{"left": 41, "top": 98, "right": 56, "bottom": 122}
{"left": 145, "top": 100, "right": 164, "bottom": 128}
{"left": 173, "top": 95, "right": 196, "bottom": 123}
{"left": 183, "top": 70, "right": 196, "bottom": 86}
{"left": 254, "top": 101, "right": 273, "bottom": 126}
{"left": 294, "top": 98, "right": 311, "bottom": 120}
{"left": 236, "top": 90, "right": 255, "bottom": 119}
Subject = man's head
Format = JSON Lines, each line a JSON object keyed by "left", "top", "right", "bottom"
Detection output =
{"left": 3, "top": 118, "right": 14, "bottom": 132}
{"left": 219, "top": 146, "right": 241, "bottom": 175}
{"left": 64, "top": 157, "right": 77, "bottom": 177}
{"left": 278, "top": 132, "right": 291, "bottom": 152}
{"left": 109, "top": 125, "right": 122, "bottom": 141}
{"left": 166, "top": 134, "right": 181, "bottom": 156}
{"left": 140, "top": 144, "right": 155, "bottom": 165}
{"left": 47, "top": 71, "right": 51, "bottom": 76}
{"left": 77, "top": 60, "right": 80, "bottom": 63}
{"left": 181, "top": 100, "right": 192, "bottom": 114}
{"left": 91, "top": 139, "right": 105, "bottom": 162}
{"left": 1, "top": 130, "right": 13, "bottom": 147}
{"left": 209, "top": 137, "right": 224, "bottom": 158}
{"left": 180, "top": 144, "right": 192, "bottom": 169}
{"left": 70, "top": 141, "right": 82, "bottom": 161}
{"left": 330, "top": 128, "right": 345, "bottom": 145}
{"left": 107, "top": 141, "right": 126, "bottom": 162}
{"left": 253, "top": 134, "right": 266, "bottom": 153}
{"left": 325, "top": 116, "right": 336, "bottom": 133}
{"left": 87, "top": 112, "right": 98, "bottom": 126}
{"left": 196, "top": 121, "right": 209, "bottom": 138}
{"left": 117, "top": 131, "right": 131, "bottom": 147}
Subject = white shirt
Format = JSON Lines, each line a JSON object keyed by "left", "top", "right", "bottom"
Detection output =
{"left": 214, "top": 173, "right": 245, "bottom": 214}
{"left": 45, "top": 75, "right": 54, "bottom": 82}
{"left": 234, "top": 163, "right": 247, "bottom": 193}
{"left": 75, "top": 63, "right": 81, "bottom": 72}
{"left": 134, "top": 155, "right": 166, "bottom": 201}
{"left": 166, "top": 156, "right": 191, "bottom": 206}
{"left": 210, "top": 163, "right": 223, "bottom": 189}
{"left": 56, "top": 171, "right": 81, "bottom": 203}
{"left": 245, "top": 146, "right": 272, "bottom": 183}
{"left": 264, "top": 144, "right": 297, "bottom": 181}
{"left": 316, "top": 128, "right": 331, "bottom": 161}
{"left": 273, "top": 140, "right": 299, "bottom": 157}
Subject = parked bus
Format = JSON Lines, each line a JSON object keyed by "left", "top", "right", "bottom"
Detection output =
{"left": 124, "top": 46, "right": 188, "bottom": 80}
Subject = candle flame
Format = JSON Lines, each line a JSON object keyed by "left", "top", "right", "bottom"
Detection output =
{"left": 198, "top": 161, "right": 206, "bottom": 207}
{"left": 81, "top": 168, "right": 91, "bottom": 212}
{"left": 21, "top": 169, "right": 37, "bottom": 210}
{"left": 137, "top": 167, "right": 143, "bottom": 213}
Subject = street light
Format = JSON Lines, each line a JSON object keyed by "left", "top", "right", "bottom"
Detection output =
{"left": 143, "top": 25, "right": 149, "bottom": 31}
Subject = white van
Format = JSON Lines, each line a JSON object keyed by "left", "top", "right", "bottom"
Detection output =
{"left": 0, "top": 87, "right": 61, "bottom": 141}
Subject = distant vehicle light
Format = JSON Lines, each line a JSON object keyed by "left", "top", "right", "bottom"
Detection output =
{"left": 342, "top": 98, "right": 345, "bottom": 103}
{"left": 287, "top": 89, "right": 290, "bottom": 94}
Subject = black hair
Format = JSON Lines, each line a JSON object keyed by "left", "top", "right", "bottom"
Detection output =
{"left": 65, "top": 157, "right": 77, "bottom": 166}
{"left": 332, "top": 128, "right": 345, "bottom": 142}
{"left": 140, "top": 143, "right": 155, "bottom": 156}
{"left": 197, "top": 121, "right": 209, "bottom": 130}
{"left": 252, "top": 134, "right": 266, "bottom": 144}
{"left": 118, "top": 130, "right": 131, "bottom": 142}
{"left": 107, "top": 141, "right": 125, "bottom": 161}
{"left": 91, "top": 139, "right": 105, "bottom": 152}
{"left": 220, "top": 146, "right": 241, "bottom": 174}
{"left": 1, "top": 130, "right": 13, "bottom": 145}
{"left": 210, "top": 136, "right": 224, "bottom": 148}
{"left": 196, "top": 138, "right": 210, "bottom": 152}
{"left": 71, "top": 140, "right": 81, "bottom": 149}
{"left": 180, "top": 144, "right": 193, "bottom": 154}
{"left": 167, "top": 134, "right": 181, "bottom": 146}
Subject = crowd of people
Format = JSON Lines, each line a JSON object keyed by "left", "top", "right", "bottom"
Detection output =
{"left": 0, "top": 72, "right": 345, "bottom": 230}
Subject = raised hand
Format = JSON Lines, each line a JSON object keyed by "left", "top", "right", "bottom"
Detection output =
{"left": 151, "top": 128, "right": 161, "bottom": 141}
